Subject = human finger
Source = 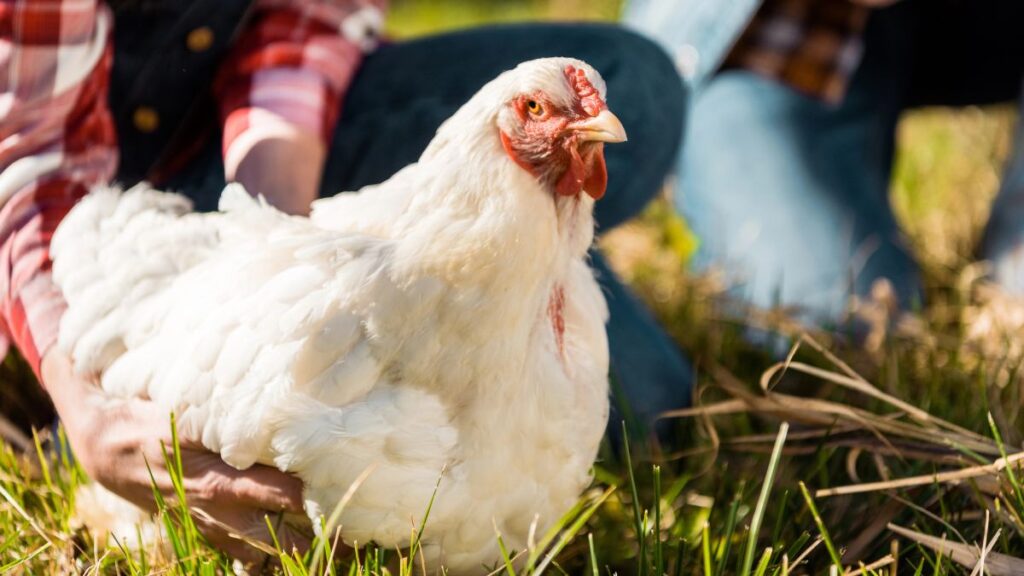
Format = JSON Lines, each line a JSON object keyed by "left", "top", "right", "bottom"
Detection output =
{"left": 192, "top": 505, "right": 277, "bottom": 562}
{"left": 188, "top": 458, "right": 305, "bottom": 513}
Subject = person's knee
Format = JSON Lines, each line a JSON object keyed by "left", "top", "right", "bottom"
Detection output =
{"left": 576, "top": 26, "right": 687, "bottom": 228}
{"left": 602, "top": 26, "right": 687, "bottom": 123}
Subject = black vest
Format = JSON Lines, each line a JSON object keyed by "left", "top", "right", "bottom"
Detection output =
{"left": 108, "top": 0, "right": 254, "bottom": 184}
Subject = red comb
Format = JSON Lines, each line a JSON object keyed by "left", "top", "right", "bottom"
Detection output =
{"left": 565, "top": 65, "right": 606, "bottom": 117}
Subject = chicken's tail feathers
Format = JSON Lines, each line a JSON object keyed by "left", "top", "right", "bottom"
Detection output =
{"left": 52, "top": 183, "right": 214, "bottom": 373}
{"left": 52, "top": 183, "right": 191, "bottom": 263}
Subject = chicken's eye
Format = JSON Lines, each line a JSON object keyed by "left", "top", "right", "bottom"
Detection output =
{"left": 526, "top": 100, "right": 544, "bottom": 116}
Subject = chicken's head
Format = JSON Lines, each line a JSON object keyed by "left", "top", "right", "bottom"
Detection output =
{"left": 495, "top": 60, "right": 627, "bottom": 201}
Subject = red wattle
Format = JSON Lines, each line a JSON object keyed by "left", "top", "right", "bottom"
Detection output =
{"left": 504, "top": 129, "right": 607, "bottom": 201}
{"left": 554, "top": 143, "right": 608, "bottom": 200}
{"left": 583, "top": 144, "right": 607, "bottom": 200}
{"left": 555, "top": 144, "right": 586, "bottom": 197}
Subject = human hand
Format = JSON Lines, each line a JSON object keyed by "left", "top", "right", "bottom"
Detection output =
{"left": 41, "top": 349, "right": 309, "bottom": 562}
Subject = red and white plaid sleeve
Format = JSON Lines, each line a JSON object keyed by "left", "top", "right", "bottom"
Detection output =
{"left": 215, "top": 0, "right": 386, "bottom": 178}
{"left": 0, "top": 0, "right": 118, "bottom": 378}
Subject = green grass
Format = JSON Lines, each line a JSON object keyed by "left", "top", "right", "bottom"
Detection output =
{"left": 3, "top": 1, "right": 1024, "bottom": 574}
{"left": 385, "top": 0, "right": 624, "bottom": 39}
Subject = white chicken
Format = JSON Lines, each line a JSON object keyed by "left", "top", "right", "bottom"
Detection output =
{"left": 51, "top": 57, "right": 626, "bottom": 572}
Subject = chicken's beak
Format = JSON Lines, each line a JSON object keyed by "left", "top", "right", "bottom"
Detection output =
{"left": 572, "top": 110, "right": 628, "bottom": 143}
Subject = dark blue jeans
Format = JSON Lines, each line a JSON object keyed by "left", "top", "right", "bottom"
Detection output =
{"left": 165, "top": 24, "right": 693, "bottom": 432}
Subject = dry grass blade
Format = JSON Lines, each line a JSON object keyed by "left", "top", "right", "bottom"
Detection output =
{"left": 761, "top": 360, "right": 989, "bottom": 443}
{"left": 759, "top": 336, "right": 803, "bottom": 393}
{"left": 735, "top": 365, "right": 993, "bottom": 456}
{"left": 723, "top": 427, "right": 978, "bottom": 466}
{"left": 787, "top": 536, "right": 824, "bottom": 570}
{"left": 721, "top": 363, "right": 910, "bottom": 458}
{"left": 658, "top": 399, "right": 748, "bottom": 420}
{"left": 967, "top": 512, "right": 997, "bottom": 576}
{"left": 845, "top": 554, "right": 894, "bottom": 576}
{"left": 796, "top": 334, "right": 863, "bottom": 384}
{"left": 818, "top": 451, "right": 1024, "bottom": 497}
{"left": 686, "top": 362, "right": 1000, "bottom": 468}
{"left": 724, "top": 422, "right": 868, "bottom": 444}
{"left": 310, "top": 463, "right": 377, "bottom": 575}
{"left": 888, "top": 523, "right": 1024, "bottom": 576}
{"left": 323, "top": 463, "right": 377, "bottom": 538}
{"left": 886, "top": 492, "right": 969, "bottom": 544}
{"left": 191, "top": 507, "right": 278, "bottom": 556}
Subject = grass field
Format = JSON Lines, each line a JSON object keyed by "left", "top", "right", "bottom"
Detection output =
{"left": 2, "top": 1, "right": 1024, "bottom": 574}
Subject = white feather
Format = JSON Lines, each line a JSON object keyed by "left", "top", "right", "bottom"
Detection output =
{"left": 54, "top": 57, "right": 610, "bottom": 573}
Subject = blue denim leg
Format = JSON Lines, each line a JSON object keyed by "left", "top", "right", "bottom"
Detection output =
{"left": 165, "top": 24, "right": 694, "bottom": 429}
{"left": 672, "top": 3, "right": 923, "bottom": 326}
{"left": 680, "top": 68, "right": 921, "bottom": 324}
{"left": 982, "top": 85, "right": 1024, "bottom": 293}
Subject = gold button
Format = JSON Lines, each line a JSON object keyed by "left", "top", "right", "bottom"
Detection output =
{"left": 186, "top": 26, "right": 214, "bottom": 52}
{"left": 133, "top": 106, "right": 159, "bottom": 133}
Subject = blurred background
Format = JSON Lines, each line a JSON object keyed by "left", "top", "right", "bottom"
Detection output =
{"left": 387, "top": 0, "right": 1018, "bottom": 315}
{"left": 387, "top": 0, "right": 624, "bottom": 38}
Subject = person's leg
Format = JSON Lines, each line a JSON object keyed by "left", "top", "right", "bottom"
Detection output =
{"left": 167, "top": 24, "right": 693, "bottom": 429}
{"left": 679, "top": 4, "right": 922, "bottom": 326}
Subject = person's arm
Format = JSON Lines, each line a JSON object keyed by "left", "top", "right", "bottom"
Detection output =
{"left": 215, "top": 0, "right": 387, "bottom": 215}
{"left": 0, "top": 0, "right": 118, "bottom": 379}
{"left": 0, "top": 2, "right": 305, "bottom": 559}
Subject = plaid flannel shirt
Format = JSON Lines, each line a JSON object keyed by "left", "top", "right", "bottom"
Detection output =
{"left": 0, "top": 0, "right": 385, "bottom": 379}
{"left": 724, "top": 0, "right": 871, "bottom": 103}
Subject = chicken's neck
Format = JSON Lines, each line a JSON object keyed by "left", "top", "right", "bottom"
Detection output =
{"left": 384, "top": 141, "right": 597, "bottom": 392}
{"left": 394, "top": 138, "right": 595, "bottom": 294}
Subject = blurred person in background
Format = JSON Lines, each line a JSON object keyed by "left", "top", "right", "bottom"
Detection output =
{"left": 627, "top": 0, "right": 1024, "bottom": 324}
{"left": 0, "top": 0, "right": 691, "bottom": 555}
